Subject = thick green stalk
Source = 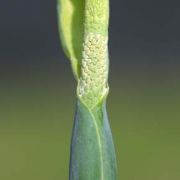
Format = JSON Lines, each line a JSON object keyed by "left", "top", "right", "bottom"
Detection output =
{"left": 57, "top": 0, "right": 117, "bottom": 179}
{"left": 70, "top": 100, "right": 117, "bottom": 180}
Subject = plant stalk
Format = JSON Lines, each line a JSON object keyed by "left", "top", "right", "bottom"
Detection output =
{"left": 57, "top": 0, "right": 117, "bottom": 179}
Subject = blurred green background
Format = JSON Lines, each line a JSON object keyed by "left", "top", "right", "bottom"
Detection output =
{"left": 0, "top": 0, "right": 180, "bottom": 179}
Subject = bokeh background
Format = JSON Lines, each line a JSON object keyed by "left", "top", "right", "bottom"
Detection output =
{"left": 0, "top": 0, "right": 180, "bottom": 179}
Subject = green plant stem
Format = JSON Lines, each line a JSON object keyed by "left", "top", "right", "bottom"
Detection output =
{"left": 57, "top": 0, "right": 117, "bottom": 179}
{"left": 70, "top": 100, "right": 117, "bottom": 180}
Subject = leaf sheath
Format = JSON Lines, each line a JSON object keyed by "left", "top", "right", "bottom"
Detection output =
{"left": 69, "top": 100, "right": 117, "bottom": 180}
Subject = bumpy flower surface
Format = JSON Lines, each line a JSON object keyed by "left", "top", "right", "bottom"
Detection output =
{"left": 77, "top": 33, "right": 109, "bottom": 109}
{"left": 85, "top": 0, "right": 109, "bottom": 35}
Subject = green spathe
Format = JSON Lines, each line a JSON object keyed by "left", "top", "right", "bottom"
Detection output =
{"left": 57, "top": 0, "right": 84, "bottom": 79}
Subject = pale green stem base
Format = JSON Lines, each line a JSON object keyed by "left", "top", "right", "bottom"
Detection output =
{"left": 69, "top": 100, "right": 117, "bottom": 180}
